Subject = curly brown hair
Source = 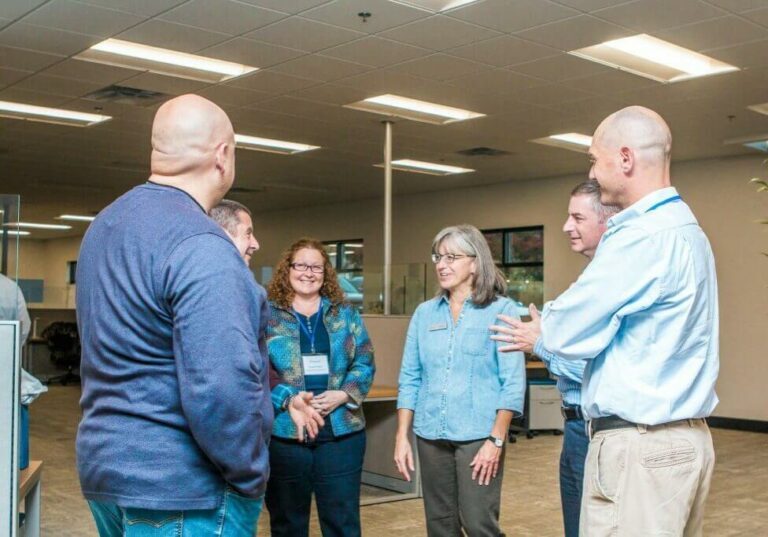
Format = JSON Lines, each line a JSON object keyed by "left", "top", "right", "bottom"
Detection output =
{"left": 267, "top": 237, "right": 347, "bottom": 310}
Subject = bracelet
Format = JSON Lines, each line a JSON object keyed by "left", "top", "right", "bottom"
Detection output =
{"left": 282, "top": 393, "right": 297, "bottom": 411}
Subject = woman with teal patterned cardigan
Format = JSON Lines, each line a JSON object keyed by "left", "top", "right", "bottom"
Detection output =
{"left": 265, "top": 237, "right": 375, "bottom": 537}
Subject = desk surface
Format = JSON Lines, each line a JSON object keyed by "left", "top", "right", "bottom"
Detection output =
{"left": 19, "top": 460, "right": 43, "bottom": 499}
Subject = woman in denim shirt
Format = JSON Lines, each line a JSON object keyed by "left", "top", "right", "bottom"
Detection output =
{"left": 394, "top": 225, "right": 526, "bottom": 537}
{"left": 265, "top": 238, "right": 375, "bottom": 537}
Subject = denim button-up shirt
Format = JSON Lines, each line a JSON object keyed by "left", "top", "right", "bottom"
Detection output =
{"left": 397, "top": 295, "right": 526, "bottom": 441}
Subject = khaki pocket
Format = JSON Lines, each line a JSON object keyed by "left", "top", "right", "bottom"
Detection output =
{"left": 593, "top": 432, "right": 627, "bottom": 502}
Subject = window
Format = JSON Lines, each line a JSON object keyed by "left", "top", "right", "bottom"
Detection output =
{"left": 323, "top": 239, "right": 363, "bottom": 310}
{"left": 482, "top": 226, "right": 543, "bottom": 314}
{"left": 67, "top": 261, "right": 77, "bottom": 285}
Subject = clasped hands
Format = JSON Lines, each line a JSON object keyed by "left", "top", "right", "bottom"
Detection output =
{"left": 489, "top": 303, "right": 542, "bottom": 354}
{"left": 287, "top": 390, "right": 349, "bottom": 442}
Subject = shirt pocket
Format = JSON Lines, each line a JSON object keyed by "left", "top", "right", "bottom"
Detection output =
{"left": 461, "top": 327, "right": 490, "bottom": 356}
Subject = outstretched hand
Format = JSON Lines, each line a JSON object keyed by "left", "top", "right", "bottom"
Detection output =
{"left": 490, "top": 304, "right": 541, "bottom": 353}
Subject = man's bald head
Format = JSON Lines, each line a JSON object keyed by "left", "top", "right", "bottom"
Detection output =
{"left": 149, "top": 94, "right": 236, "bottom": 210}
{"left": 588, "top": 106, "right": 673, "bottom": 208}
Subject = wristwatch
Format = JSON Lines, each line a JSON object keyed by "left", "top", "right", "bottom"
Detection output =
{"left": 282, "top": 393, "right": 297, "bottom": 411}
{"left": 487, "top": 434, "right": 504, "bottom": 448}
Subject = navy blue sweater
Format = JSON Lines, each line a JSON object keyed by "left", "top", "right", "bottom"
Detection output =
{"left": 76, "top": 183, "right": 273, "bottom": 510}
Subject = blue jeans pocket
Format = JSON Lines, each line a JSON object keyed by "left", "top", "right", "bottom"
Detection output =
{"left": 123, "top": 508, "right": 183, "bottom": 537}
{"left": 220, "top": 488, "right": 263, "bottom": 537}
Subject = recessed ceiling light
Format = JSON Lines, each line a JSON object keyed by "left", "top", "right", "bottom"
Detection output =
{"left": 569, "top": 34, "right": 739, "bottom": 83}
{"left": 748, "top": 103, "right": 768, "bottom": 116}
{"left": 345, "top": 243, "right": 363, "bottom": 248}
{"left": 744, "top": 140, "right": 768, "bottom": 152}
{"left": 0, "top": 100, "right": 111, "bottom": 127}
{"left": 345, "top": 94, "right": 485, "bottom": 125}
{"left": 724, "top": 133, "right": 768, "bottom": 153}
{"left": 531, "top": 133, "right": 593, "bottom": 153}
{"left": 5, "top": 230, "right": 30, "bottom": 236}
{"left": 75, "top": 39, "right": 258, "bottom": 83}
{"left": 235, "top": 134, "right": 320, "bottom": 155}
{"left": 56, "top": 214, "right": 96, "bottom": 222}
{"left": 3, "top": 222, "right": 72, "bottom": 230}
{"left": 375, "top": 159, "right": 475, "bottom": 175}
{"left": 389, "top": 0, "right": 480, "bottom": 12}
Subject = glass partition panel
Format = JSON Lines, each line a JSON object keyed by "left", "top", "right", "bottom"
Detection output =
{"left": 0, "top": 193, "right": 22, "bottom": 317}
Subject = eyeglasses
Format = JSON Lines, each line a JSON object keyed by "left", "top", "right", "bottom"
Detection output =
{"left": 431, "top": 253, "right": 476, "bottom": 264}
{"left": 290, "top": 262, "right": 324, "bottom": 274}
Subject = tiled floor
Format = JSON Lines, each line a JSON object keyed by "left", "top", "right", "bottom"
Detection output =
{"left": 29, "top": 386, "right": 768, "bottom": 536}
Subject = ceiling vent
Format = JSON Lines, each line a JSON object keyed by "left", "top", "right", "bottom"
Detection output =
{"left": 456, "top": 146, "right": 510, "bottom": 157}
{"left": 84, "top": 85, "right": 169, "bottom": 107}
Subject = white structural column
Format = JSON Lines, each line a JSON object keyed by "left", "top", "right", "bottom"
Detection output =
{"left": 383, "top": 121, "right": 393, "bottom": 315}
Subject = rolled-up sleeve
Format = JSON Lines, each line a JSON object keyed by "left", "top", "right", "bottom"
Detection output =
{"left": 164, "top": 234, "right": 269, "bottom": 498}
{"left": 397, "top": 307, "right": 423, "bottom": 410}
{"left": 496, "top": 301, "right": 525, "bottom": 415}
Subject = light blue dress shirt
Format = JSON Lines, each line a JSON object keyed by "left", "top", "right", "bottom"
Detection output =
{"left": 539, "top": 187, "right": 719, "bottom": 425}
{"left": 534, "top": 342, "right": 585, "bottom": 407}
{"left": 398, "top": 295, "right": 526, "bottom": 441}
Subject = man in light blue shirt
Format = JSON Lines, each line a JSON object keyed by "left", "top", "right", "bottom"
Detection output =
{"left": 497, "top": 106, "right": 718, "bottom": 536}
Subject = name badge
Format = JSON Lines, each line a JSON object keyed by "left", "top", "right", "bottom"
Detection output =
{"left": 302, "top": 353, "right": 330, "bottom": 376}
{"left": 428, "top": 322, "right": 448, "bottom": 331}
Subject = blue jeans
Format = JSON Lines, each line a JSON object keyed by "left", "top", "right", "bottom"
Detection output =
{"left": 265, "top": 431, "right": 365, "bottom": 537}
{"left": 88, "top": 488, "right": 263, "bottom": 536}
{"left": 560, "top": 419, "right": 589, "bottom": 537}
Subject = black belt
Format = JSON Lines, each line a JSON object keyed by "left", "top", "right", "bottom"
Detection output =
{"left": 590, "top": 415, "right": 638, "bottom": 433}
{"left": 561, "top": 405, "right": 584, "bottom": 421}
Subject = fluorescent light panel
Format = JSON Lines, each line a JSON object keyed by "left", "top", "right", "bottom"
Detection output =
{"left": 235, "top": 134, "right": 319, "bottom": 155}
{"left": 531, "top": 133, "right": 593, "bottom": 153}
{"left": 4, "top": 230, "right": 30, "bottom": 236}
{"left": 345, "top": 94, "right": 484, "bottom": 125}
{"left": 0, "top": 100, "right": 111, "bottom": 127}
{"left": 569, "top": 34, "right": 738, "bottom": 83}
{"left": 4, "top": 222, "right": 72, "bottom": 230}
{"left": 57, "top": 214, "right": 96, "bottom": 222}
{"left": 723, "top": 133, "right": 768, "bottom": 153}
{"left": 748, "top": 103, "right": 768, "bottom": 116}
{"left": 389, "top": 0, "right": 480, "bottom": 12}
{"left": 75, "top": 39, "right": 258, "bottom": 83}
{"left": 376, "top": 159, "right": 475, "bottom": 176}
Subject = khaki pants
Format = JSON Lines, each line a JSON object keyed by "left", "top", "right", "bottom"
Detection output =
{"left": 581, "top": 419, "right": 715, "bottom": 537}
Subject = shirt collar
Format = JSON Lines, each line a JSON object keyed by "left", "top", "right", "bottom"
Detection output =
{"left": 607, "top": 187, "right": 679, "bottom": 229}
{"left": 145, "top": 181, "right": 207, "bottom": 214}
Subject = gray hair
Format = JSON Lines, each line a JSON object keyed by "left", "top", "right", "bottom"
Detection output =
{"left": 570, "top": 180, "right": 620, "bottom": 223}
{"left": 210, "top": 199, "right": 251, "bottom": 235}
{"left": 432, "top": 224, "right": 506, "bottom": 307}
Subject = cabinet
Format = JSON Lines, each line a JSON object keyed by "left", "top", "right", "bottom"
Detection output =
{"left": 528, "top": 381, "right": 564, "bottom": 431}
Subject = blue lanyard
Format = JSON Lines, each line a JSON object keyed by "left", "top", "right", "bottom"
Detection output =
{"left": 645, "top": 195, "right": 681, "bottom": 213}
{"left": 293, "top": 303, "right": 323, "bottom": 354}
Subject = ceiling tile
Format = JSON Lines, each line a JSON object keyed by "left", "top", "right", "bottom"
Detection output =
{"left": 159, "top": 0, "right": 287, "bottom": 36}
{"left": 196, "top": 85, "right": 271, "bottom": 107}
{"left": 706, "top": 38, "right": 768, "bottom": 69}
{"left": 120, "top": 73, "right": 211, "bottom": 95}
{"left": 515, "top": 15, "right": 631, "bottom": 51}
{"left": 13, "top": 73, "right": 106, "bottom": 98}
{"left": 0, "top": 87, "right": 72, "bottom": 107}
{"left": 237, "top": 0, "right": 337, "bottom": 15}
{"left": 302, "top": 0, "right": 429, "bottom": 33}
{"left": 0, "top": 0, "right": 47, "bottom": 20}
{"left": 269, "top": 54, "right": 371, "bottom": 82}
{"left": 385, "top": 53, "right": 488, "bottom": 81}
{"left": 656, "top": 16, "right": 768, "bottom": 51}
{"left": 117, "top": 20, "right": 233, "bottom": 53}
{"left": 512, "top": 82, "right": 597, "bottom": 106}
{"left": 76, "top": 0, "right": 188, "bottom": 17}
{"left": 509, "top": 53, "right": 610, "bottom": 82}
{"left": 447, "top": 68, "right": 544, "bottom": 95}
{"left": 449, "top": 0, "right": 579, "bottom": 33}
{"left": 0, "top": 45, "right": 64, "bottom": 72}
{"left": 565, "top": 70, "right": 658, "bottom": 95}
{"left": 226, "top": 70, "right": 318, "bottom": 93}
{"left": 0, "top": 67, "right": 32, "bottom": 89}
{"left": 0, "top": 23, "right": 101, "bottom": 55}
{"left": 551, "top": 0, "right": 632, "bottom": 11}
{"left": 44, "top": 59, "right": 143, "bottom": 85}
{"left": 287, "top": 83, "right": 368, "bottom": 105}
{"left": 321, "top": 36, "right": 430, "bottom": 67}
{"left": 741, "top": 7, "right": 768, "bottom": 27}
{"left": 338, "top": 68, "right": 451, "bottom": 98}
{"left": 20, "top": 0, "right": 143, "bottom": 37}
{"left": 448, "top": 35, "right": 559, "bottom": 67}
{"left": 379, "top": 14, "right": 501, "bottom": 51}
{"left": 704, "top": 0, "right": 768, "bottom": 13}
{"left": 246, "top": 16, "right": 364, "bottom": 52}
{"left": 593, "top": 0, "right": 725, "bottom": 32}
{"left": 201, "top": 38, "right": 305, "bottom": 68}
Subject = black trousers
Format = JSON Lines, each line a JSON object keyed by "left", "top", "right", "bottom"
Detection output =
{"left": 266, "top": 431, "right": 366, "bottom": 537}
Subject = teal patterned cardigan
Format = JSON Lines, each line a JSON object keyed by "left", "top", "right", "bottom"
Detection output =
{"left": 267, "top": 298, "right": 376, "bottom": 439}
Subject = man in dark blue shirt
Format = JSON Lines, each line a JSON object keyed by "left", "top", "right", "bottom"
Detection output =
{"left": 76, "top": 94, "right": 273, "bottom": 536}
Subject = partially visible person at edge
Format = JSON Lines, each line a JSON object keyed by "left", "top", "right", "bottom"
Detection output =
{"left": 395, "top": 224, "right": 526, "bottom": 537}
{"left": 265, "top": 237, "right": 375, "bottom": 537}
{"left": 491, "top": 179, "right": 618, "bottom": 537}
{"left": 76, "top": 94, "right": 272, "bottom": 536}
{"left": 210, "top": 199, "right": 324, "bottom": 436}
{"left": 494, "top": 106, "right": 719, "bottom": 536}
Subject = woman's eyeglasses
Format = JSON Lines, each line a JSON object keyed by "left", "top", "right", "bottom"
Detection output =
{"left": 431, "top": 253, "right": 476, "bottom": 264}
{"left": 290, "top": 262, "right": 324, "bottom": 274}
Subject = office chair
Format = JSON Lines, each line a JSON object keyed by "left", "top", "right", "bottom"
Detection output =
{"left": 42, "top": 322, "right": 81, "bottom": 386}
